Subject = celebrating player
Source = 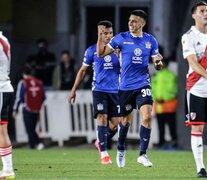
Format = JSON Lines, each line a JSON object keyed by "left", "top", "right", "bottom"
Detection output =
{"left": 97, "top": 10, "right": 163, "bottom": 168}
{"left": 68, "top": 20, "right": 120, "bottom": 165}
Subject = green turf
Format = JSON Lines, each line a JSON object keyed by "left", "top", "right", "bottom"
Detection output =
{"left": 10, "top": 147, "right": 200, "bottom": 179}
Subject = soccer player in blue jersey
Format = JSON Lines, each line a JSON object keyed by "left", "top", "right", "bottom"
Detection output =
{"left": 68, "top": 20, "right": 120, "bottom": 165}
{"left": 97, "top": 10, "right": 163, "bottom": 168}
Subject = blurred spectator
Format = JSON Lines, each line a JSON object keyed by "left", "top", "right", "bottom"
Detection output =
{"left": 12, "top": 64, "right": 45, "bottom": 150}
{"left": 151, "top": 60, "right": 178, "bottom": 149}
{"left": 52, "top": 50, "right": 76, "bottom": 90}
{"left": 26, "top": 38, "right": 57, "bottom": 89}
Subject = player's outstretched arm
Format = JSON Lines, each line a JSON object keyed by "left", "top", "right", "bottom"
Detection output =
{"left": 68, "top": 65, "right": 87, "bottom": 104}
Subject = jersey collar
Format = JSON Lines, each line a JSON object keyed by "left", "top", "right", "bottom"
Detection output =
{"left": 130, "top": 32, "right": 143, "bottom": 38}
{"left": 191, "top": 26, "right": 206, "bottom": 35}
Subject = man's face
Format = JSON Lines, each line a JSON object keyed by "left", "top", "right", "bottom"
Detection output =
{"left": 193, "top": 5, "right": 207, "bottom": 26}
{"left": 102, "top": 27, "right": 113, "bottom": 44}
{"left": 128, "top": 15, "right": 145, "bottom": 33}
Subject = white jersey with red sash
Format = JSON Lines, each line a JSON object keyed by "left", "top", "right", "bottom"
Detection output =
{"left": 182, "top": 26, "right": 207, "bottom": 97}
{"left": 0, "top": 31, "right": 13, "bottom": 92}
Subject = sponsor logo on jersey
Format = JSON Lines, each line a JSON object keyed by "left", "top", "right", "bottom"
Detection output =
{"left": 97, "top": 103, "right": 104, "bottom": 110}
{"left": 134, "top": 48, "right": 142, "bottom": 56}
{"left": 123, "top": 41, "right": 134, "bottom": 44}
{"left": 132, "top": 48, "right": 142, "bottom": 64}
{"left": 145, "top": 41, "right": 151, "bottom": 49}
{"left": 103, "top": 55, "right": 113, "bottom": 69}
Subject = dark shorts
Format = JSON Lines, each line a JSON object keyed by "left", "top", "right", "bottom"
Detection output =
{"left": 119, "top": 85, "right": 153, "bottom": 116}
{"left": 0, "top": 92, "right": 13, "bottom": 122}
{"left": 92, "top": 91, "right": 120, "bottom": 118}
{"left": 185, "top": 91, "right": 207, "bottom": 126}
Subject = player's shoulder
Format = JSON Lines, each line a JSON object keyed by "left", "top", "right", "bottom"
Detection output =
{"left": 143, "top": 32, "right": 157, "bottom": 42}
{"left": 182, "top": 27, "right": 196, "bottom": 39}
{"left": 117, "top": 31, "right": 129, "bottom": 38}
{"left": 85, "top": 44, "right": 96, "bottom": 54}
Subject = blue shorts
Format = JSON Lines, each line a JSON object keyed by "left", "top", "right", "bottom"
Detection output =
{"left": 119, "top": 85, "right": 153, "bottom": 116}
{"left": 92, "top": 91, "right": 120, "bottom": 118}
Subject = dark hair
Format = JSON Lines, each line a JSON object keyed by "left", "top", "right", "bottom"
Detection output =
{"left": 36, "top": 38, "right": 48, "bottom": 47}
{"left": 61, "top": 50, "right": 71, "bottom": 56}
{"left": 23, "top": 64, "right": 32, "bottom": 75}
{"left": 97, "top": 20, "right": 113, "bottom": 28}
{"left": 131, "top": 10, "right": 148, "bottom": 21}
{"left": 191, "top": 1, "right": 207, "bottom": 14}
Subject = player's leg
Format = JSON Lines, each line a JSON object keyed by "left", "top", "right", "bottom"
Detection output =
{"left": 107, "top": 118, "right": 119, "bottom": 149}
{"left": 116, "top": 90, "right": 134, "bottom": 168}
{"left": 107, "top": 93, "right": 120, "bottom": 149}
{"left": 116, "top": 114, "right": 131, "bottom": 168}
{"left": 0, "top": 92, "right": 15, "bottom": 179}
{"left": 137, "top": 104, "right": 153, "bottom": 167}
{"left": 186, "top": 92, "right": 207, "bottom": 177}
{"left": 96, "top": 114, "right": 112, "bottom": 164}
{"left": 136, "top": 86, "right": 153, "bottom": 167}
{"left": 93, "top": 91, "right": 111, "bottom": 164}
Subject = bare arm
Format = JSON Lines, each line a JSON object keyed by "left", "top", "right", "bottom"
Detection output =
{"left": 186, "top": 54, "right": 207, "bottom": 79}
{"left": 68, "top": 65, "right": 88, "bottom": 104}
{"left": 96, "top": 25, "right": 114, "bottom": 57}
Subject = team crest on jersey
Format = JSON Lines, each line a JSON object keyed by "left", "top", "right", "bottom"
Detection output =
{"left": 190, "top": 112, "right": 196, "bottom": 120}
{"left": 125, "top": 104, "right": 132, "bottom": 111}
{"left": 145, "top": 42, "right": 151, "bottom": 49}
{"left": 104, "top": 55, "right": 111, "bottom": 62}
{"left": 134, "top": 48, "right": 142, "bottom": 56}
{"left": 97, "top": 103, "right": 104, "bottom": 110}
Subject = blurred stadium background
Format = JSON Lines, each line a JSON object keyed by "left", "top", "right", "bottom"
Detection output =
{"left": 0, "top": 0, "right": 204, "bottom": 149}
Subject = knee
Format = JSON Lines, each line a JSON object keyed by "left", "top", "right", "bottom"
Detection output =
{"left": 121, "top": 115, "right": 132, "bottom": 126}
{"left": 97, "top": 114, "right": 108, "bottom": 126}
{"left": 142, "top": 113, "right": 152, "bottom": 127}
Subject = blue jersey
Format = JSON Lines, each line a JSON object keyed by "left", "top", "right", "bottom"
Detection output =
{"left": 108, "top": 31, "right": 159, "bottom": 90}
{"left": 83, "top": 44, "right": 120, "bottom": 93}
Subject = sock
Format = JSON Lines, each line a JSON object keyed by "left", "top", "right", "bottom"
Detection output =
{"left": 100, "top": 151, "right": 109, "bottom": 158}
{"left": 117, "top": 122, "right": 129, "bottom": 151}
{"left": 0, "top": 145, "right": 13, "bottom": 171}
{"left": 139, "top": 125, "right": 151, "bottom": 156}
{"left": 107, "top": 127, "right": 117, "bottom": 142}
{"left": 191, "top": 133, "right": 205, "bottom": 172}
{"left": 97, "top": 126, "right": 108, "bottom": 152}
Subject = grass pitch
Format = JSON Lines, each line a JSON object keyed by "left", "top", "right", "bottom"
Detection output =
{"left": 11, "top": 147, "right": 199, "bottom": 179}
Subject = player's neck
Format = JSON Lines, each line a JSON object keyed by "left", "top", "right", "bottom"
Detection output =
{"left": 131, "top": 30, "right": 143, "bottom": 37}
{"left": 195, "top": 24, "right": 207, "bottom": 34}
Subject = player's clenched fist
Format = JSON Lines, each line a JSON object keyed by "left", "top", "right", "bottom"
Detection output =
{"left": 97, "top": 25, "right": 105, "bottom": 37}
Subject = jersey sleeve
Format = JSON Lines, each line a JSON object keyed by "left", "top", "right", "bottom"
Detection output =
{"left": 181, "top": 34, "right": 195, "bottom": 59}
{"left": 82, "top": 47, "right": 94, "bottom": 67}
{"left": 108, "top": 33, "right": 122, "bottom": 50}
{"left": 150, "top": 35, "right": 159, "bottom": 57}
